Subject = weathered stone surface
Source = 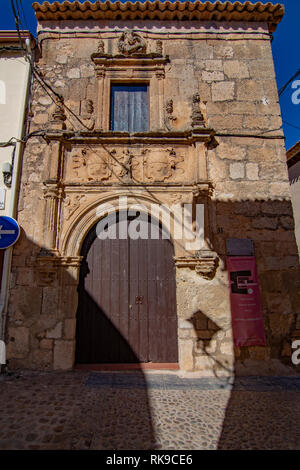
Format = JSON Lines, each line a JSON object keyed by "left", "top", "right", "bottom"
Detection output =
{"left": 202, "top": 71, "right": 224, "bottom": 82}
{"left": 53, "top": 340, "right": 74, "bottom": 370}
{"left": 237, "top": 80, "right": 264, "bottom": 101}
{"left": 64, "top": 319, "right": 76, "bottom": 340}
{"left": 66, "top": 68, "right": 80, "bottom": 79}
{"left": 246, "top": 163, "right": 259, "bottom": 180}
{"left": 6, "top": 327, "right": 30, "bottom": 359}
{"left": 46, "top": 323, "right": 62, "bottom": 339}
{"left": 216, "top": 142, "right": 246, "bottom": 160}
{"left": 224, "top": 60, "right": 249, "bottom": 78}
{"left": 212, "top": 81, "right": 235, "bottom": 102}
{"left": 178, "top": 340, "right": 194, "bottom": 370}
{"left": 229, "top": 162, "right": 245, "bottom": 179}
{"left": 6, "top": 15, "right": 299, "bottom": 375}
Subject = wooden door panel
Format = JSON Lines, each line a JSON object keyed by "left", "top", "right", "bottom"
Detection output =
{"left": 75, "top": 213, "right": 178, "bottom": 364}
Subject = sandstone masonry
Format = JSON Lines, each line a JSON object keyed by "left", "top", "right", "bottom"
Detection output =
{"left": 5, "top": 1, "right": 300, "bottom": 374}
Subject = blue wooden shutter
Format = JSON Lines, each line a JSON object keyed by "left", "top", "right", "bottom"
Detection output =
{"left": 111, "top": 84, "right": 148, "bottom": 132}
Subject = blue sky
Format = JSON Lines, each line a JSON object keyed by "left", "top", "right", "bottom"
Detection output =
{"left": 1, "top": 0, "right": 299, "bottom": 150}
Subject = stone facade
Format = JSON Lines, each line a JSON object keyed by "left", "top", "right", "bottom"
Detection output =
{"left": 5, "top": 1, "right": 300, "bottom": 374}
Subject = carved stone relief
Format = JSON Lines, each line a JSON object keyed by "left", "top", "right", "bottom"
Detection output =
{"left": 65, "top": 147, "right": 186, "bottom": 183}
{"left": 64, "top": 194, "right": 87, "bottom": 220}
{"left": 79, "top": 99, "right": 95, "bottom": 130}
{"left": 143, "top": 148, "right": 184, "bottom": 182}
{"left": 69, "top": 148, "right": 112, "bottom": 181}
{"left": 118, "top": 31, "right": 147, "bottom": 55}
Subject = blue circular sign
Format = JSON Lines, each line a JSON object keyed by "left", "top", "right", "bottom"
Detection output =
{"left": 0, "top": 216, "right": 20, "bottom": 249}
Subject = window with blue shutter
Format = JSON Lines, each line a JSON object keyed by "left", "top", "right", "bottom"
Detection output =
{"left": 111, "top": 84, "right": 149, "bottom": 132}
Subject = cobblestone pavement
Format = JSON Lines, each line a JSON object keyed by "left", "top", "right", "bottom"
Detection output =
{"left": 0, "top": 370, "right": 300, "bottom": 450}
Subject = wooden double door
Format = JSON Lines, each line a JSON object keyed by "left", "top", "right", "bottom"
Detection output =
{"left": 75, "top": 213, "right": 178, "bottom": 364}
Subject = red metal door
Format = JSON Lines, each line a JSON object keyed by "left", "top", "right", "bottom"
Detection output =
{"left": 75, "top": 212, "right": 178, "bottom": 364}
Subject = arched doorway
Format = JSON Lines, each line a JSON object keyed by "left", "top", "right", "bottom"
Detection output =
{"left": 75, "top": 211, "right": 178, "bottom": 365}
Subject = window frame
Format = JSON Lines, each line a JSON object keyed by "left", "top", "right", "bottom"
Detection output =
{"left": 110, "top": 81, "right": 150, "bottom": 133}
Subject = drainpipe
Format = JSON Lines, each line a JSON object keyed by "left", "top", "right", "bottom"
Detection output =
{"left": 0, "top": 40, "right": 33, "bottom": 364}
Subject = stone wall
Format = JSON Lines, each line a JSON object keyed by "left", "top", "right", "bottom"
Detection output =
{"left": 5, "top": 20, "right": 300, "bottom": 373}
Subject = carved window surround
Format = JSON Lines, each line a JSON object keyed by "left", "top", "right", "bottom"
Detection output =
{"left": 91, "top": 53, "right": 170, "bottom": 132}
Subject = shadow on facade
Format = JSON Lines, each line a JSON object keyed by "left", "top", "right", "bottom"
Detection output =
{"left": 75, "top": 282, "right": 156, "bottom": 449}
{"left": 6, "top": 196, "right": 300, "bottom": 449}
{"left": 188, "top": 195, "right": 300, "bottom": 449}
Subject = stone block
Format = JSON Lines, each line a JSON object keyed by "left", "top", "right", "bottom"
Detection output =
{"left": 280, "top": 216, "right": 295, "bottom": 230}
{"left": 42, "top": 287, "right": 59, "bottom": 316}
{"left": 6, "top": 327, "right": 30, "bottom": 359}
{"left": 237, "top": 80, "right": 264, "bottom": 101}
{"left": 209, "top": 115, "right": 243, "bottom": 130}
{"left": 229, "top": 162, "right": 245, "bottom": 179}
{"left": 56, "top": 54, "right": 68, "bottom": 64}
{"left": 244, "top": 115, "right": 270, "bottom": 130}
{"left": 80, "top": 64, "right": 94, "bottom": 78}
{"left": 251, "top": 216, "right": 278, "bottom": 230}
{"left": 179, "top": 339, "right": 194, "bottom": 370}
{"left": 207, "top": 152, "right": 228, "bottom": 181}
{"left": 202, "top": 71, "right": 224, "bottom": 82}
{"left": 40, "top": 339, "right": 53, "bottom": 350}
{"left": 66, "top": 68, "right": 80, "bottom": 79}
{"left": 53, "top": 340, "right": 74, "bottom": 370}
{"left": 224, "top": 60, "right": 249, "bottom": 78}
{"left": 64, "top": 318, "right": 76, "bottom": 340}
{"left": 31, "top": 349, "right": 53, "bottom": 369}
{"left": 205, "top": 60, "right": 223, "bottom": 71}
{"left": 220, "top": 341, "right": 233, "bottom": 355}
{"left": 213, "top": 44, "right": 234, "bottom": 59}
{"left": 46, "top": 322, "right": 62, "bottom": 339}
{"left": 194, "top": 355, "right": 215, "bottom": 372}
{"left": 269, "top": 183, "right": 291, "bottom": 198}
{"left": 246, "top": 163, "right": 259, "bottom": 180}
{"left": 212, "top": 81, "right": 235, "bottom": 102}
{"left": 216, "top": 142, "right": 246, "bottom": 160}
{"left": 34, "top": 113, "right": 49, "bottom": 125}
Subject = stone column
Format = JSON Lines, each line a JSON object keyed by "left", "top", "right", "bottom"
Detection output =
{"left": 43, "top": 183, "right": 63, "bottom": 252}
{"left": 95, "top": 66, "right": 105, "bottom": 130}
{"left": 155, "top": 69, "right": 165, "bottom": 131}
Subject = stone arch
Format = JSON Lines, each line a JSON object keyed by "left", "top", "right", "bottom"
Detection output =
{"left": 60, "top": 191, "right": 183, "bottom": 259}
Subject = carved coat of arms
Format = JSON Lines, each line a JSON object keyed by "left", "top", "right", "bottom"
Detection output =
{"left": 118, "top": 31, "right": 146, "bottom": 55}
